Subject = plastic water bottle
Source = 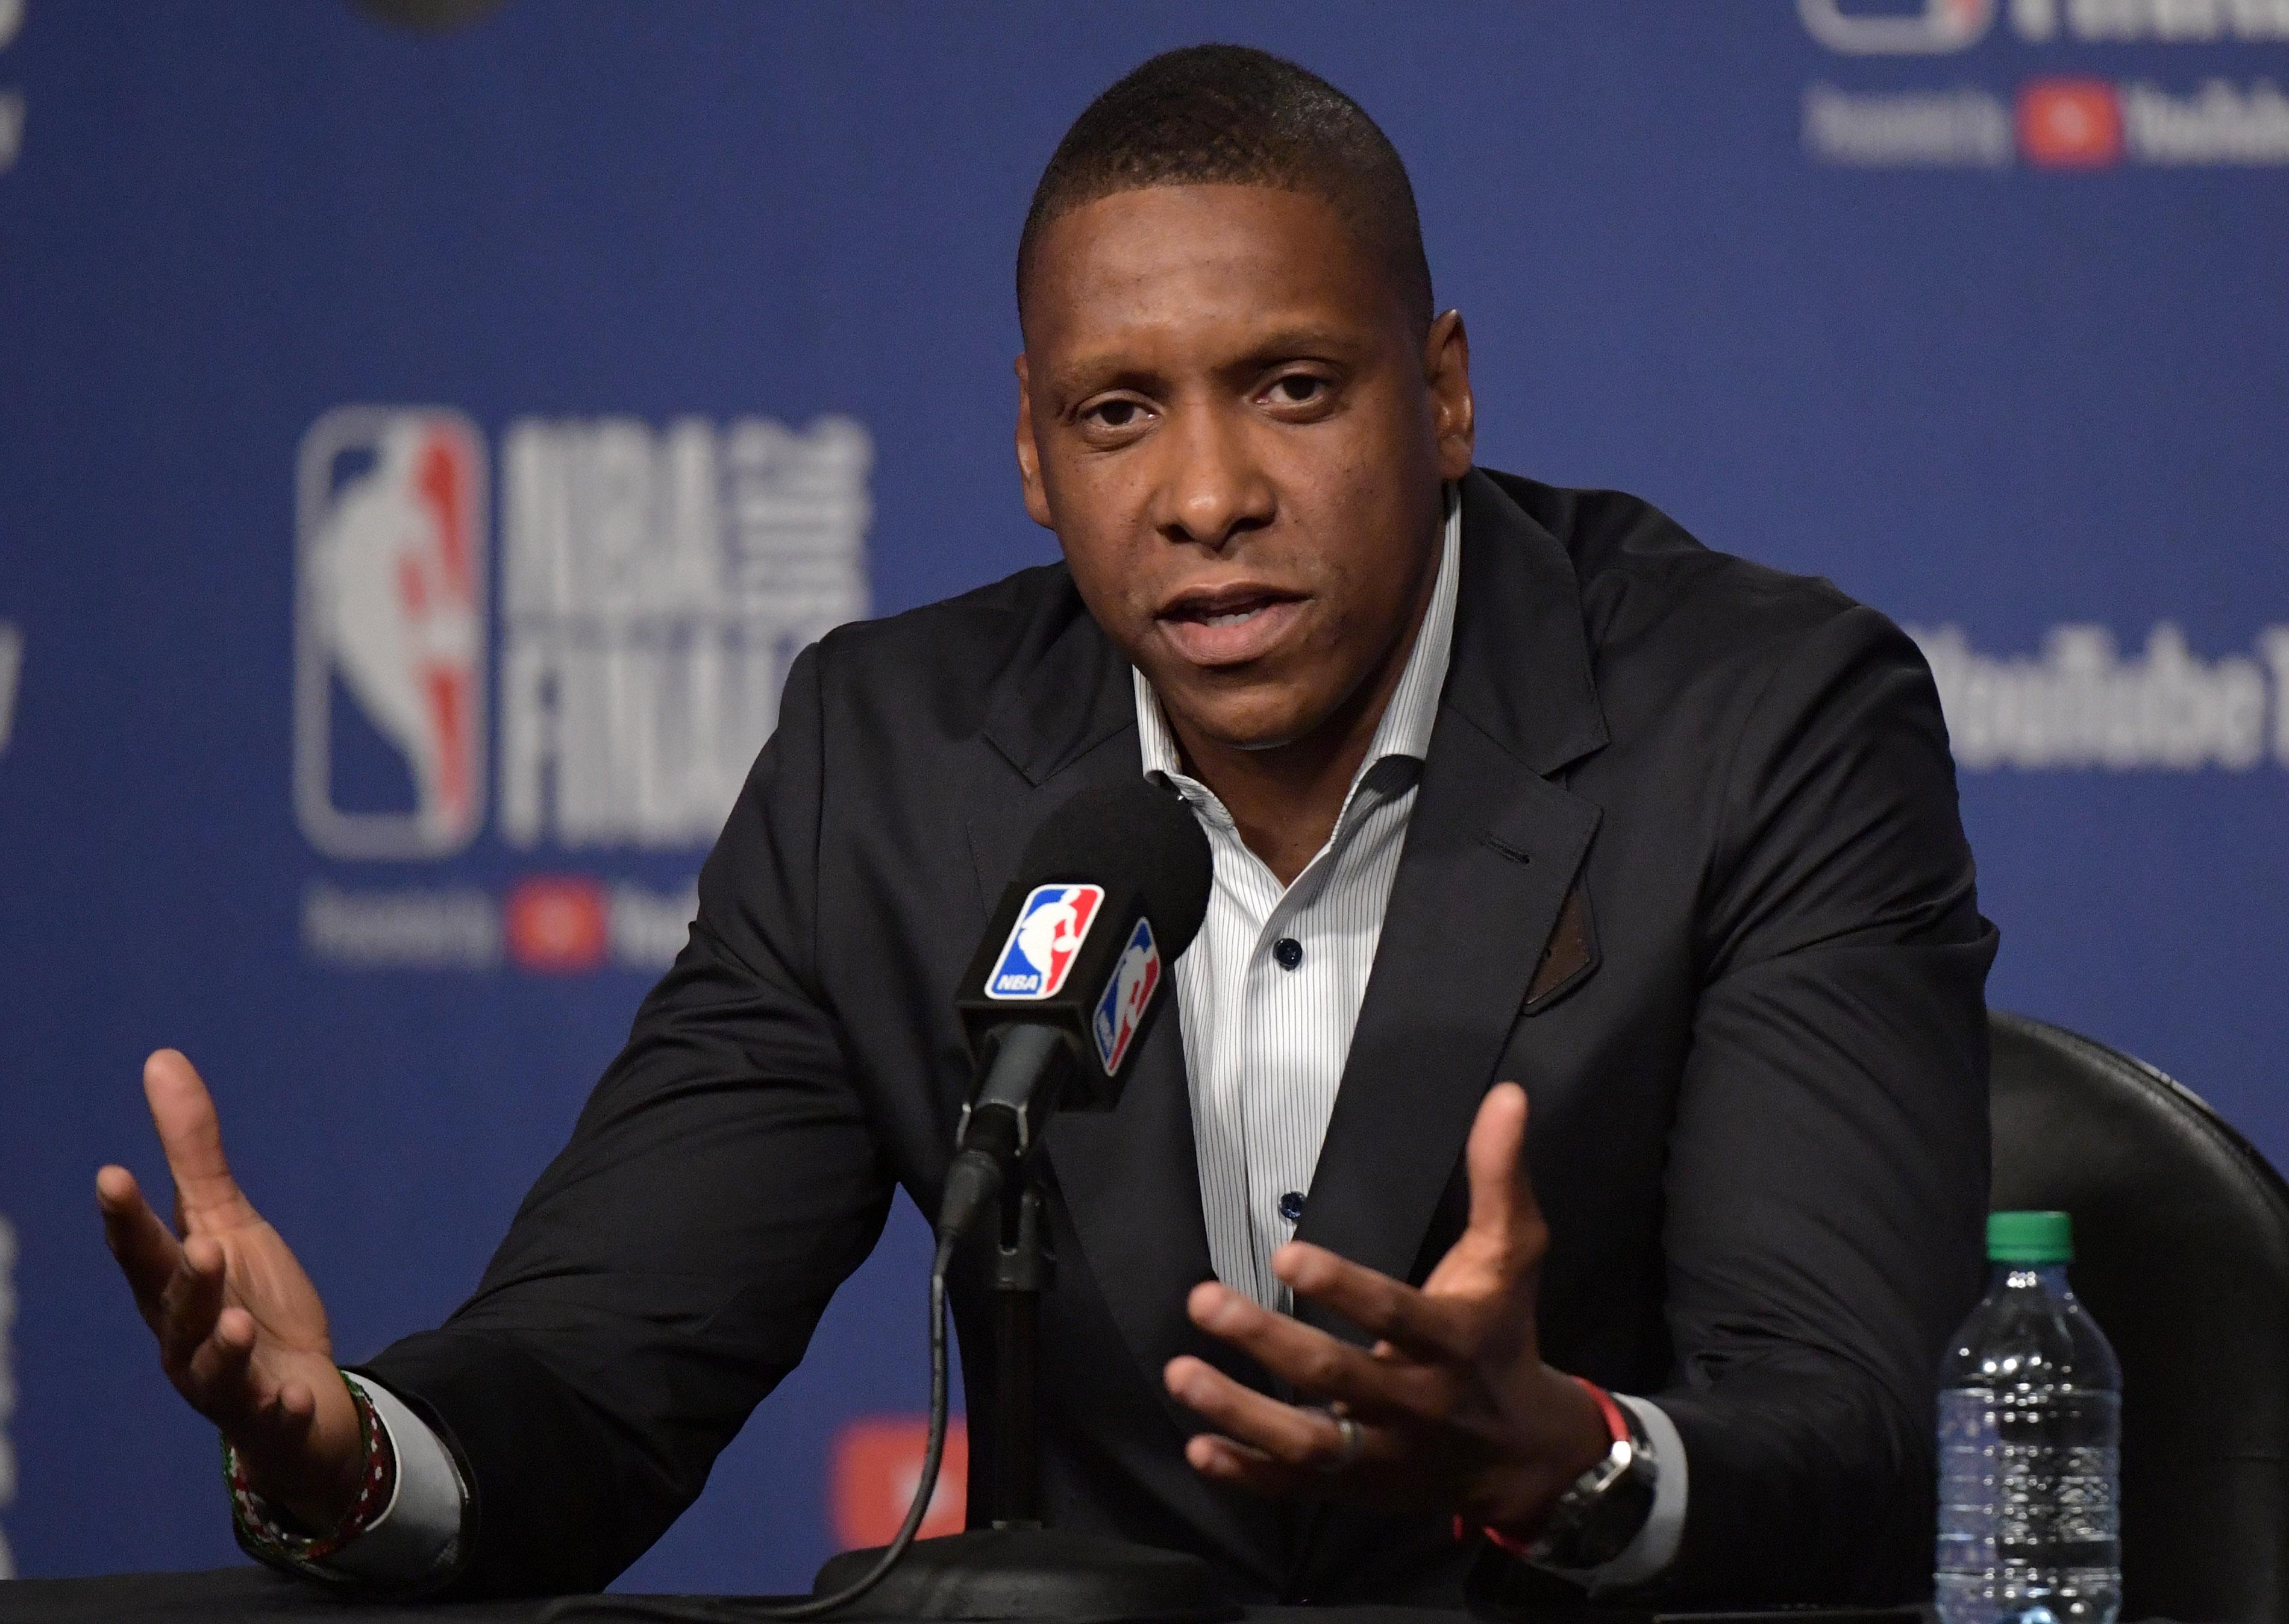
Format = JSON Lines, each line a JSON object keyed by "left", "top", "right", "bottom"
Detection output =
{"left": 1935, "top": 1211, "right": 2122, "bottom": 1624}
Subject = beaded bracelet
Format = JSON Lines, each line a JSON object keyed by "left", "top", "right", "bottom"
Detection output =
{"left": 223, "top": 1371, "right": 396, "bottom": 1569}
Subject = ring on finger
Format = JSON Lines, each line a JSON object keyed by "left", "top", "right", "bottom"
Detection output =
{"left": 1318, "top": 1410, "right": 1364, "bottom": 1474}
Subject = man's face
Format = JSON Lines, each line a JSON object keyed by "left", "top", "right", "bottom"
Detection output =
{"left": 1016, "top": 184, "right": 1473, "bottom": 756}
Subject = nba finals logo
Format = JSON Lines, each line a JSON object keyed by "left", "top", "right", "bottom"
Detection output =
{"left": 1090, "top": 919, "right": 1160, "bottom": 1075}
{"left": 985, "top": 883, "right": 1104, "bottom": 1000}
{"left": 295, "top": 407, "right": 487, "bottom": 860}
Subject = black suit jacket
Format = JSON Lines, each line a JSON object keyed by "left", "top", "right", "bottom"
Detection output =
{"left": 361, "top": 469, "right": 1997, "bottom": 1607}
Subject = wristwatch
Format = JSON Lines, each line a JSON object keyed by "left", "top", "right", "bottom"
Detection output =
{"left": 1519, "top": 1391, "right": 1659, "bottom": 1570}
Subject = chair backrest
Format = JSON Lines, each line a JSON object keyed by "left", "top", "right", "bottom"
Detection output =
{"left": 1990, "top": 1011, "right": 2289, "bottom": 1624}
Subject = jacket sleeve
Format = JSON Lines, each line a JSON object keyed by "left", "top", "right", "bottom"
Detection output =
{"left": 357, "top": 641, "right": 897, "bottom": 1598}
{"left": 1651, "top": 604, "right": 1996, "bottom": 1605}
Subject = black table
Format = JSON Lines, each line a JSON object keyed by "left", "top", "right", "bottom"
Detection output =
{"left": 0, "top": 1568, "right": 534, "bottom": 1622}
{"left": 0, "top": 1570, "right": 1507, "bottom": 1624}
{"left": 0, "top": 1569, "right": 1967, "bottom": 1624}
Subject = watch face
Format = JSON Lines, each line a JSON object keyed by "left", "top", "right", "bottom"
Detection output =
{"left": 1573, "top": 1463, "right": 1658, "bottom": 1567}
{"left": 1528, "top": 1423, "right": 1659, "bottom": 1569}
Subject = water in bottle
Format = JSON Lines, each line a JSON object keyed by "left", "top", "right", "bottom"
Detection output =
{"left": 1935, "top": 1209, "right": 2121, "bottom": 1624}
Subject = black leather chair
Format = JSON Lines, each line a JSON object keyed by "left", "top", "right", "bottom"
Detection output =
{"left": 1990, "top": 1012, "right": 2289, "bottom": 1624}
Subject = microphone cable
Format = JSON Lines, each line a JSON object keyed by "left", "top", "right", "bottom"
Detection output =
{"left": 540, "top": 1232, "right": 958, "bottom": 1623}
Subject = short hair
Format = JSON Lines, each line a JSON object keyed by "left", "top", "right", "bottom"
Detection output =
{"left": 1018, "top": 45, "right": 1434, "bottom": 334}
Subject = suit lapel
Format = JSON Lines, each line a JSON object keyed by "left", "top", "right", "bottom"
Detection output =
{"left": 1291, "top": 470, "right": 1610, "bottom": 1338}
{"left": 1290, "top": 725, "right": 1600, "bottom": 1327}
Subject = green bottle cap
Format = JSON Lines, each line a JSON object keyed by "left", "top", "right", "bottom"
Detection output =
{"left": 1988, "top": 1209, "right": 2073, "bottom": 1264}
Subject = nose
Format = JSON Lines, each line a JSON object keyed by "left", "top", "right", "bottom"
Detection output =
{"left": 1150, "top": 398, "right": 1274, "bottom": 553}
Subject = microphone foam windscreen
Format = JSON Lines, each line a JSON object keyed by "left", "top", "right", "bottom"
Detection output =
{"left": 1016, "top": 779, "right": 1213, "bottom": 959}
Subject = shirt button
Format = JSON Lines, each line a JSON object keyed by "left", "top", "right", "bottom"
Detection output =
{"left": 1273, "top": 936, "right": 1303, "bottom": 970}
{"left": 1279, "top": 1190, "right": 1306, "bottom": 1223}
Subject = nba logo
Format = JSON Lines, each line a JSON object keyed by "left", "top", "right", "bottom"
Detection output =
{"left": 295, "top": 407, "right": 487, "bottom": 859}
{"left": 1091, "top": 918, "right": 1160, "bottom": 1076}
{"left": 985, "top": 883, "right": 1104, "bottom": 1000}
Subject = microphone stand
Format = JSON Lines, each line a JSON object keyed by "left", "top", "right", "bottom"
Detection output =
{"left": 810, "top": 1149, "right": 1238, "bottom": 1624}
{"left": 985, "top": 1177, "right": 1049, "bottom": 1530}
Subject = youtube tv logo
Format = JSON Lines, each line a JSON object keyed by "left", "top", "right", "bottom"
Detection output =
{"left": 2017, "top": 78, "right": 2125, "bottom": 167}
{"left": 829, "top": 1417, "right": 969, "bottom": 1548}
{"left": 504, "top": 876, "right": 610, "bottom": 972}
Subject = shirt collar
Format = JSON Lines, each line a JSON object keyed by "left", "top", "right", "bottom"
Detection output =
{"left": 1134, "top": 484, "right": 1462, "bottom": 785}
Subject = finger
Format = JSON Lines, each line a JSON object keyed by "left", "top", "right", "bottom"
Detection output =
{"left": 98, "top": 1164, "right": 185, "bottom": 1312}
{"left": 1461, "top": 1082, "right": 1546, "bottom": 1267}
{"left": 1163, "top": 1353, "right": 1371, "bottom": 1473}
{"left": 178, "top": 1302, "right": 259, "bottom": 1413}
{"left": 233, "top": 1376, "right": 322, "bottom": 1475}
{"left": 186, "top": 1309, "right": 302, "bottom": 1434}
{"left": 143, "top": 1050, "right": 256, "bottom": 1228}
{"left": 157, "top": 1232, "right": 228, "bottom": 1373}
{"left": 1182, "top": 1428, "right": 1401, "bottom": 1500}
{"left": 189, "top": 1314, "right": 325, "bottom": 1472}
{"left": 1187, "top": 1277, "right": 1448, "bottom": 1417}
{"left": 96, "top": 1165, "right": 186, "bottom": 1331}
{"left": 1185, "top": 1431, "right": 1314, "bottom": 1495}
{"left": 1268, "top": 1244, "right": 1474, "bottom": 1364}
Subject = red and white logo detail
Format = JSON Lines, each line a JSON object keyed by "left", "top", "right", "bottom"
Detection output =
{"left": 1800, "top": 0, "right": 1994, "bottom": 53}
{"left": 295, "top": 407, "right": 487, "bottom": 858}
{"left": 2017, "top": 78, "right": 2125, "bottom": 167}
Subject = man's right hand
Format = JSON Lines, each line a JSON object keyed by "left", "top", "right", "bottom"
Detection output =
{"left": 96, "top": 1049, "right": 367, "bottom": 1534}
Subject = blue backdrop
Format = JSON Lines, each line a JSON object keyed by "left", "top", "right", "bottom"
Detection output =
{"left": 1, "top": 0, "right": 2284, "bottom": 1594}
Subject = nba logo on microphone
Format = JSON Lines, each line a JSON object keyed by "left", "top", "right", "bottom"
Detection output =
{"left": 1091, "top": 918, "right": 1160, "bottom": 1075}
{"left": 295, "top": 407, "right": 487, "bottom": 859}
{"left": 985, "top": 883, "right": 1104, "bottom": 1000}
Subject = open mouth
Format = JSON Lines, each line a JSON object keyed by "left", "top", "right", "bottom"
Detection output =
{"left": 1156, "top": 585, "right": 1306, "bottom": 666}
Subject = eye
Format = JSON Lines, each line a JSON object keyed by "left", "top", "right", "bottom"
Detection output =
{"left": 1077, "top": 394, "right": 1156, "bottom": 440}
{"left": 1263, "top": 372, "right": 1333, "bottom": 410}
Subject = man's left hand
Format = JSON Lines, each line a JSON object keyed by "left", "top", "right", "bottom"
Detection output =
{"left": 1162, "top": 1082, "right": 1611, "bottom": 1541}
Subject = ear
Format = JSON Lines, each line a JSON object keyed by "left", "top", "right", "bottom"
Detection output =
{"left": 1015, "top": 353, "right": 1053, "bottom": 529}
{"left": 1424, "top": 309, "right": 1475, "bottom": 483}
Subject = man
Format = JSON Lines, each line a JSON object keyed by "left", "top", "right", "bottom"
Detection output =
{"left": 96, "top": 45, "right": 1995, "bottom": 1608}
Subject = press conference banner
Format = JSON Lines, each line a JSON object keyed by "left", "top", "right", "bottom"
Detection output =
{"left": 1, "top": 0, "right": 2282, "bottom": 1593}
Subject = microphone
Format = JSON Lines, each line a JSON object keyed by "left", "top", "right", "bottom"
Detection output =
{"left": 936, "top": 779, "right": 1212, "bottom": 1246}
